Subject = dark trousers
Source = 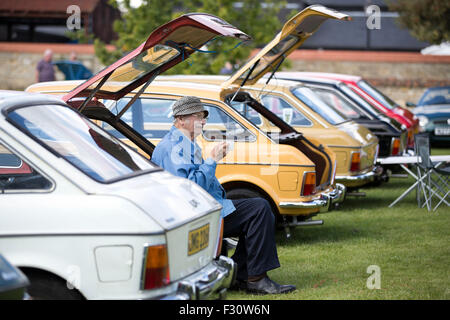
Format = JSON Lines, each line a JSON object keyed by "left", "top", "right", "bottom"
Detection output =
{"left": 223, "top": 198, "right": 280, "bottom": 281}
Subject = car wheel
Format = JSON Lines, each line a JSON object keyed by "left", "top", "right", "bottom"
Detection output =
{"left": 24, "top": 270, "right": 84, "bottom": 300}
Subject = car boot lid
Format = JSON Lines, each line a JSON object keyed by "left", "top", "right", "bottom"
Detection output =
{"left": 221, "top": 5, "right": 350, "bottom": 89}
{"left": 62, "top": 13, "right": 250, "bottom": 113}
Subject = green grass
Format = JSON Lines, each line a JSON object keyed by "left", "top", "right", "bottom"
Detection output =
{"left": 227, "top": 147, "right": 450, "bottom": 300}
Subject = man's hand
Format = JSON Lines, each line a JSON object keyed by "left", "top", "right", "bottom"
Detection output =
{"left": 210, "top": 141, "right": 230, "bottom": 162}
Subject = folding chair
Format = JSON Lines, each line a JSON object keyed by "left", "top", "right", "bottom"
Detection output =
{"left": 414, "top": 133, "right": 450, "bottom": 211}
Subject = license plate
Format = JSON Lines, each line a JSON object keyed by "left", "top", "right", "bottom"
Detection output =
{"left": 434, "top": 127, "right": 450, "bottom": 136}
{"left": 188, "top": 223, "right": 209, "bottom": 256}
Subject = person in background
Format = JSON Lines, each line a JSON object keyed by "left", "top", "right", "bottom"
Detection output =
{"left": 36, "top": 49, "right": 55, "bottom": 82}
{"left": 69, "top": 51, "right": 78, "bottom": 61}
{"left": 151, "top": 96, "right": 296, "bottom": 295}
{"left": 220, "top": 61, "right": 233, "bottom": 75}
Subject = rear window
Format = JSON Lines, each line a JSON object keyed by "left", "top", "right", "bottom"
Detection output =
{"left": 7, "top": 104, "right": 158, "bottom": 183}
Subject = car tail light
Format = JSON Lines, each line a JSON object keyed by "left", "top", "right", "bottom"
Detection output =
{"left": 215, "top": 218, "right": 224, "bottom": 258}
{"left": 302, "top": 172, "right": 316, "bottom": 196}
{"left": 142, "top": 244, "right": 170, "bottom": 290}
{"left": 350, "top": 152, "right": 361, "bottom": 172}
{"left": 407, "top": 129, "right": 413, "bottom": 146}
{"left": 391, "top": 138, "right": 401, "bottom": 156}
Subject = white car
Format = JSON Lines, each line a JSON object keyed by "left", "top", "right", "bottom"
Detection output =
{"left": 0, "top": 90, "right": 235, "bottom": 300}
{"left": 0, "top": 13, "right": 251, "bottom": 300}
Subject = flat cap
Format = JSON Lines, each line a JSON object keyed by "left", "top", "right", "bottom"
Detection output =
{"left": 172, "top": 96, "right": 209, "bottom": 118}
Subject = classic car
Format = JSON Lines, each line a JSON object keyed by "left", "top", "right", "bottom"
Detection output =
{"left": 237, "top": 80, "right": 383, "bottom": 188}
{"left": 2, "top": 12, "right": 253, "bottom": 300}
{"left": 294, "top": 72, "right": 420, "bottom": 149}
{"left": 0, "top": 253, "right": 29, "bottom": 300}
{"left": 409, "top": 86, "right": 450, "bottom": 145}
{"left": 0, "top": 91, "right": 234, "bottom": 300}
{"left": 27, "top": 6, "right": 347, "bottom": 237}
{"left": 272, "top": 72, "right": 409, "bottom": 159}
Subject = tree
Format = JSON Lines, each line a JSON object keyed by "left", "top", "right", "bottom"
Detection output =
{"left": 387, "top": 0, "right": 450, "bottom": 45}
{"left": 94, "top": 0, "right": 287, "bottom": 74}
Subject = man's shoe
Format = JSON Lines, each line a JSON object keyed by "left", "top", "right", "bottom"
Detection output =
{"left": 246, "top": 276, "right": 296, "bottom": 295}
{"left": 229, "top": 279, "right": 247, "bottom": 291}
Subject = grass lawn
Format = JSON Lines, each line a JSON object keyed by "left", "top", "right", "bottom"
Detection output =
{"left": 227, "top": 147, "right": 450, "bottom": 300}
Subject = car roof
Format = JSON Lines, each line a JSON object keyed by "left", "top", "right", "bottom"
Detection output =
{"left": 273, "top": 72, "right": 342, "bottom": 86}
{"left": 289, "top": 72, "right": 362, "bottom": 82}
{"left": 255, "top": 78, "right": 303, "bottom": 88}
{"left": 0, "top": 90, "right": 66, "bottom": 112}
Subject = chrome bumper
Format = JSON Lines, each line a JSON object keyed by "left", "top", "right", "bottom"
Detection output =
{"left": 335, "top": 167, "right": 382, "bottom": 183}
{"left": 159, "top": 256, "right": 236, "bottom": 300}
{"left": 279, "top": 183, "right": 346, "bottom": 213}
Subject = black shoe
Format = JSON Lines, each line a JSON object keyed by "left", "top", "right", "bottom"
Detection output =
{"left": 246, "top": 276, "right": 296, "bottom": 295}
{"left": 229, "top": 279, "right": 247, "bottom": 291}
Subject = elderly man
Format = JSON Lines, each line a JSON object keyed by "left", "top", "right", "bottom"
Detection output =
{"left": 152, "top": 96, "right": 296, "bottom": 295}
{"left": 36, "top": 49, "right": 55, "bottom": 82}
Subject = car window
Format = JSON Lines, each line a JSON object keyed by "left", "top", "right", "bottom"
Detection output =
{"left": 358, "top": 80, "right": 398, "bottom": 110}
{"left": 291, "top": 87, "right": 349, "bottom": 125}
{"left": 310, "top": 87, "right": 362, "bottom": 119}
{"left": 260, "top": 95, "right": 312, "bottom": 126}
{"left": 338, "top": 83, "right": 382, "bottom": 117}
{"left": 0, "top": 141, "right": 53, "bottom": 192}
{"left": 202, "top": 105, "right": 256, "bottom": 142}
{"left": 104, "top": 98, "right": 175, "bottom": 139}
{"left": 7, "top": 105, "right": 157, "bottom": 183}
{"left": 418, "top": 87, "right": 450, "bottom": 106}
{"left": 224, "top": 101, "right": 262, "bottom": 125}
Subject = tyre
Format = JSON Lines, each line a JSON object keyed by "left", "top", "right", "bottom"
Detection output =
{"left": 24, "top": 270, "right": 84, "bottom": 300}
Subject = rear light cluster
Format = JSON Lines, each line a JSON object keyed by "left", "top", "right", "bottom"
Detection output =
{"left": 302, "top": 172, "right": 316, "bottom": 196}
{"left": 407, "top": 129, "right": 414, "bottom": 147}
{"left": 350, "top": 152, "right": 361, "bottom": 172}
{"left": 391, "top": 138, "right": 401, "bottom": 156}
{"left": 142, "top": 244, "right": 170, "bottom": 290}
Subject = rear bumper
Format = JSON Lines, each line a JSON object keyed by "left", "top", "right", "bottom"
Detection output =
{"left": 158, "top": 256, "right": 236, "bottom": 300}
{"left": 336, "top": 166, "right": 385, "bottom": 187}
{"left": 279, "top": 183, "right": 346, "bottom": 212}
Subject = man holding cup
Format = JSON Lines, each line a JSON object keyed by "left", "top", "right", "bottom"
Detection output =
{"left": 152, "top": 96, "right": 296, "bottom": 295}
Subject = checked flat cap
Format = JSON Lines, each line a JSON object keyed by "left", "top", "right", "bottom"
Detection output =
{"left": 172, "top": 96, "right": 209, "bottom": 118}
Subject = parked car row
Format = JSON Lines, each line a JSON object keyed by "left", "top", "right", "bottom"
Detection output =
{"left": 1, "top": 5, "right": 436, "bottom": 300}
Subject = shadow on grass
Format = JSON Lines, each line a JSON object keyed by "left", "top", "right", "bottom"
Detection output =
{"left": 275, "top": 222, "right": 373, "bottom": 247}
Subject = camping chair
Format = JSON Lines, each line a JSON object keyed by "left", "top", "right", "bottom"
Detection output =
{"left": 414, "top": 133, "right": 450, "bottom": 211}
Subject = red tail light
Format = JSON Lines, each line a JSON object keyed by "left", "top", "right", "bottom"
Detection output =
{"left": 142, "top": 244, "right": 170, "bottom": 290}
{"left": 302, "top": 172, "right": 316, "bottom": 196}
{"left": 391, "top": 138, "right": 401, "bottom": 156}
{"left": 350, "top": 152, "right": 361, "bottom": 172}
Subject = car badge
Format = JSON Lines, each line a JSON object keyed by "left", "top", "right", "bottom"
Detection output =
{"left": 366, "top": 133, "right": 372, "bottom": 140}
{"left": 189, "top": 199, "right": 199, "bottom": 208}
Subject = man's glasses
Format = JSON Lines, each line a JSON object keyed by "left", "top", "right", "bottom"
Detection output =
{"left": 191, "top": 113, "right": 208, "bottom": 121}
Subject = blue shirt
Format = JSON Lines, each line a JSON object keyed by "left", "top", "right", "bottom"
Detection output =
{"left": 152, "top": 126, "right": 235, "bottom": 218}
